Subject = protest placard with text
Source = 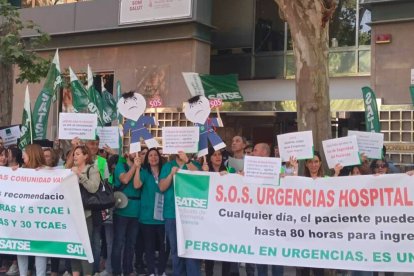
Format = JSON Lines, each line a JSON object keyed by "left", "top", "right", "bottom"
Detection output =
{"left": 322, "top": 136, "right": 360, "bottom": 168}
{"left": 96, "top": 127, "right": 120, "bottom": 149}
{"left": 348, "top": 130, "right": 384, "bottom": 160}
{"left": 243, "top": 156, "right": 281, "bottom": 185}
{"left": 0, "top": 126, "right": 21, "bottom": 147}
{"left": 277, "top": 131, "right": 314, "bottom": 162}
{"left": 162, "top": 127, "right": 199, "bottom": 154}
{"left": 59, "top": 113, "right": 97, "bottom": 140}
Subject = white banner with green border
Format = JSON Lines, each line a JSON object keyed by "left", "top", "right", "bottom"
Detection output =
{"left": 0, "top": 167, "right": 93, "bottom": 262}
{"left": 175, "top": 170, "right": 414, "bottom": 272}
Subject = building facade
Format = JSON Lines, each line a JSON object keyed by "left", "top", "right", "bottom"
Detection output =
{"left": 10, "top": 0, "right": 414, "bottom": 168}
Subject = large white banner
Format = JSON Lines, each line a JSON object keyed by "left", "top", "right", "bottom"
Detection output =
{"left": 0, "top": 167, "right": 93, "bottom": 262}
{"left": 119, "top": 0, "right": 193, "bottom": 25}
{"left": 175, "top": 171, "right": 414, "bottom": 272}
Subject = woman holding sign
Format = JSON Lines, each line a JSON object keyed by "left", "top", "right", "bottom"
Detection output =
{"left": 70, "top": 145, "right": 100, "bottom": 276}
{"left": 136, "top": 148, "right": 167, "bottom": 276}
{"left": 202, "top": 148, "right": 238, "bottom": 276}
{"left": 16, "top": 144, "right": 49, "bottom": 276}
{"left": 301, "top": 151, "right": 326, "bottom": 276}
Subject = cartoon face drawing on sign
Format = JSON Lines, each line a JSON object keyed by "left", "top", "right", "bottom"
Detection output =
{"left": 117, "top": 92, "right": 146, "bottom": 122}
{"left": 117, "top": 91, "right": 159, "bottom": 152}
{"left": 183, "top": 95, "right": 211, "bottom": 125}
{"left": 183, "top": 95, "right": 225, "bottom": 157}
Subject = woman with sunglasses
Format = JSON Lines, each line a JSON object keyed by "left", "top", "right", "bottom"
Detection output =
{"left": 370, "top": 159, "right": 389, "bottom": 175}
{"left": 69, "top": 145, "right": 100, "bottom": 276}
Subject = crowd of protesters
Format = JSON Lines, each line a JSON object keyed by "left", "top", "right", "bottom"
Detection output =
{"left": 0, "top": 132, "right": 411, "bottom": 276}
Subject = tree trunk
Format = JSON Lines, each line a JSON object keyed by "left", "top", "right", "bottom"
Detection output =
{"left": 0, "top": 63, "right": 14, "bottom": 127}
{"left": 275, "top": 0, "right": 334, "bottom": 154}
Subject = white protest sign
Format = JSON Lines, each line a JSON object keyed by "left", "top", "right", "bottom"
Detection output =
{"left": 411, "top": 69, "right": 414, "bottom": 85}
{"left": 277, "top": 131, "right": 314, "bottom": 162}
{"left": 129, "top": 142, "right": 141, "bottom": 154}
{"left": 243, "top": 156, "right": 281, "bottom": 185}
{"left": 162, "top": 127, "right": 199, "bottom": 154}
{"left": 322, "top": 136, "right": 360, "bottom": 169}
{"left": 175, "top": 171, "right": 414, "bottom": 272}
{"left": 58, "top": 113, "right": 97, "bottom": 140}
{"left": 96, "top": 127, "right": 119, "bottom": 149}
{"left": 348, "top": 130, "right": 384, "bottom": 160}
{"left": 0, "top": 126, "right": 21, "bottom": 147}
{"left": 227, "top": 157, "right": 244, "bottom": 172}
{"left": 0, "top": 167, "right": 93, "bottom": 262}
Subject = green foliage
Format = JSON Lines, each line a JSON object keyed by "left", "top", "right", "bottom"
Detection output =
{"left": 0, "top": 0, "right": 50, "bottom": 83}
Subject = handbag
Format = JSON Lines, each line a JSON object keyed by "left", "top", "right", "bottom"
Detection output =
{"left": 80, "top": 166, "right": 116, "bottom": 211}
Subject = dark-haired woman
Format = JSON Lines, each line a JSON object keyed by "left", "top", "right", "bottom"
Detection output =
{"left": 7, "top": 147, "right": 23, "bottom": 168}
{"left": 202, "top": 148, "right": 238, "bottom": 276}
{"left": 137, "top": 148, "right": 167, "bottom": 276}
{"left": 301, "top": 151, "right": 326, "bottom": 276}
{"left": 304, "top": 151, "right": 324, "bottom": 179}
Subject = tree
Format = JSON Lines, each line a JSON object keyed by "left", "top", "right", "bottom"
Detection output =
{"left": 274, "top": 0, "right": 337, "bottom": 156}
{"left": 0, "top": 0, "right": 50, "bottom": 127}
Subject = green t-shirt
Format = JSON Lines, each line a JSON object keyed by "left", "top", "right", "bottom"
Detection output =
{"left": 160, "top": 159, "right": 201, "bottom": 219}
{"left": 113, "top": 161, "right": 141, "bottom": 218}
{"left": 139, "top": 169, "right": 164, "bottom": 225}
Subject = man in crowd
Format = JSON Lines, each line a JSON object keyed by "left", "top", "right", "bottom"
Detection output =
{"left": 227, "top": 135, "right": 248, "bottom": 172}
{"left": 253, "top": 142, "right": 284, "bottom": 276}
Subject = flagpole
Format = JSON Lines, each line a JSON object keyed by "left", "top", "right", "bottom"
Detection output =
{"left": 55, "top": 83, "right": 60, "bottom": 140}
{"left": 28, "top": 85, "right": 33, "bottom": 145}
{"left": 29, "top": 116, "right": 33, "bottom": 145}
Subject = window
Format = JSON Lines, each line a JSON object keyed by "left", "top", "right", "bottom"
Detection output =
{"left": 254, "top": 0, "right": 285, "bottom": 52}
{"left": 329, "top": 0, "right": 357, "bottom": 48}
{"left": 358, "top": 7, "right": 371, "bottom": 46}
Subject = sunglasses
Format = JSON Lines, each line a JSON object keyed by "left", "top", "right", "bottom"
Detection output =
{"left": 375, "top": 164, "right": 387, "bottom": 169}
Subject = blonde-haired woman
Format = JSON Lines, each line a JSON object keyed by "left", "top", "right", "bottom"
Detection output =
{"left": 17, "top": 144, "right": 48, "bottom": 276}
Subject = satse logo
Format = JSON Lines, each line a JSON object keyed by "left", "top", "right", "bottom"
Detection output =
{"left": 175, "top": 173, "right": 209, "bottom": 209}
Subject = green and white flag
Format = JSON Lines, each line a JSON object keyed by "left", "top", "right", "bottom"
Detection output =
{"left": 87, "top": 65, "right": 105, "bottom": 126}
{"left": 32, "top": 49, "right": 62, "bottom": 140}
{"left": 101, "top": 77, "right": 117, "bottom": 123}
{"left": 409, "top": 85, "right": 414, "bottom": 106}
{"left": 18, "top": 85, "right": 33, "bottom": 150}
{"left": 182, "top": 73, "right": 243, "bottom": 102}
{"left": 362, "top": 86, "right": 381, "bottom": 133}
{"left": 69, "top": 67, "right": 90, "bottom": 113}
